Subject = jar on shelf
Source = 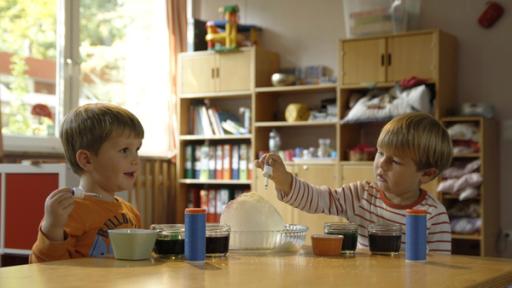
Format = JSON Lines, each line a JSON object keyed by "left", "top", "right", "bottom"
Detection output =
{"left": 268, "top": 129, "right": 281, "bottom": 153}
{"left": 324, "top": 222, "right": 358, "bottom": 255}
{"left": 368, "top": 223, "right": 402, "bottom": 255}
{"left": 317, "top": 138, "right": 332, "bottom": 158}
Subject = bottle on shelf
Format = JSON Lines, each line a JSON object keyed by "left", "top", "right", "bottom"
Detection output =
{"left": 268, "top": 129, "right": 281, "bottom": 153}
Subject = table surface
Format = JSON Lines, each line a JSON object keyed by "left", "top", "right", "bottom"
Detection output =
{"left": 1, "top": 249, "right": 512, "bottom": 288}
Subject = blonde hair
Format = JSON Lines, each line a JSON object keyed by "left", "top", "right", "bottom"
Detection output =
{"left": 60, "top": 103, "right": 144, "bottom": 174}
{"left": 377, "top": 112, "right": 452, "bottom": 173}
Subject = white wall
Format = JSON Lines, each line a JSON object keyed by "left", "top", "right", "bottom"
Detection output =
{"left": 194, "top": 0, "right": 512, "bottom": 257}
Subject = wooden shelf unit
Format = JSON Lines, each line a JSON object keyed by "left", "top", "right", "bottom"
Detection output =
{"left": 176, "top": 30, "right": 458, "bottom": 239}
{"left": 176, "top": 47, "right": 279, "bottom": 223}
{"left": 439, "top": 116, "right": 499, "bottom": 256}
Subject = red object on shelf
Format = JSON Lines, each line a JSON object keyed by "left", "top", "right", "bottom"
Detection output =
{"left": 478, "top": 2, "right": 504, "bottom": 28}
{"left": 399, "top": 76, "right": 429, "bottom": 90}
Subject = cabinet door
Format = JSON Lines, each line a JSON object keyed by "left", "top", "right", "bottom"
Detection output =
{"left": 292, "top": 164, "right": 342, "bottom": 243}
{"left": 4, "top": 173, "right": 58, "bottom": 251}
{"left": 217, "top": 51, "right": 251, "bottom": 91}
{"left": 180, "top": 54, "right": 216, "bottom": 94}
{"left": 253, "top": 169, "right": 294, "bottom": 225}
{"left": 387, "top": 33, "right": 435, "bottom": 82}
{"left": 341, "top": 38, "right": 386, "bottom": 85}
{"left": 341, "top": 163, "right": 374, "bottom": 185}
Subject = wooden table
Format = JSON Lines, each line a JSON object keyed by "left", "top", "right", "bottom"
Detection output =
{"left": 1, "top": 249, "right": 512, "bottom": 288}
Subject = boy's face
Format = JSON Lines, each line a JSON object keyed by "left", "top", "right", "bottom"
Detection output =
{"left": 87, "top": 132, "right": 142, "bottom": 194}
{"left": 373, "top": 147, "right": 427, "bottom": 202}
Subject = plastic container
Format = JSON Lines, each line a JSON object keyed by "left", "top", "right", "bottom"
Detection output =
{"left": 342, "top": 0, "right": 422, "bottom": 38}
{"left": 150, "top": 224, "right": 185, "bottom": 258}
{"left": 206, "top": 224, "right": 231, "bottom": 257}
{"left": 185, "top": 208, "right": 206, "bottom": 262}
{"left": 405, "top": 209, "right": 427, "bottom": 261}
{"left": 229, "top": 224, "right": 308, "bottom": 251}
{"left": 368, "top": 223, "right": 402, "bottom": 255}
{"left": 311, "top": 234, "right": 344, "bottom": 256}
{"left": 324, "top": 222, "right": 358, "bottom": 254}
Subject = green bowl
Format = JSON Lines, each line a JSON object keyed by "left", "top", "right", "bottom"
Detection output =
{"left": 108, "top": 229, "right": 157, "bottom": 260}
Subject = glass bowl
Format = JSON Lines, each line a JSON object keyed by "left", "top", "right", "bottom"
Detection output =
{"left": 229, "top": 224, "right": 308, "bottom": 251}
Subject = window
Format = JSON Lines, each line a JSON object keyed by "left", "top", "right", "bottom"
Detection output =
{"left": 0, "top": 0, "right": 172, "bottom": 156}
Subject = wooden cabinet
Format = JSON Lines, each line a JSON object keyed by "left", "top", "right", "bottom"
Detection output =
{"left": 340, "top": 31, "right": 442, "bottom": 85}
{"left": 0, "top": 164, "right": 78, "bottom": 256}
{"left": 340, "top": 162, "right": 374, "bottom": 185}
{"left": 338, "top": 29, "right": 457, "bottom": 160}
{"left": 176, "top": 30, "right": 457, "bottom": 234}
{"left": 179, "top": 49, "right": 252, "bottom": 94}
{"left": 176, "top": 47, "right": 279, "bottom": 223}
{"left": 439, "top": 117, "right": 498, "bottom": 256}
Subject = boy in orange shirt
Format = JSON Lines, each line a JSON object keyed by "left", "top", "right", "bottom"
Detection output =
{"left": 30, "top": 103, "right": 144, "bottom": 262}
{"left": 256, "top": 112, "right": 453, "bottom": 253}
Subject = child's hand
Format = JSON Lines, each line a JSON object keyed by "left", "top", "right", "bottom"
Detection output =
{"left": 41, "top": 188, "right": 75, "bottom": 241}
{"left": 254, "top": 153, "right": 293, "bottom": 195}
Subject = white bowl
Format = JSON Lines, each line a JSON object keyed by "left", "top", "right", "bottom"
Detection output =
{"left": 109, "top": 229, "right": 157, "bottom": 260}
{"left": 229, "top": 224, "right": 308, "bottom": 251}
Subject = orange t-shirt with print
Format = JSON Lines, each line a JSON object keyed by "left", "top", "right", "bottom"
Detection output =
{"left": 30, "top": 196, "right": 141, "bottom": 263}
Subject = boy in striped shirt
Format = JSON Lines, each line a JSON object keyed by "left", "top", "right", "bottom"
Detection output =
{"left": 256, "top": 112, "right": 453, "bottom": 253}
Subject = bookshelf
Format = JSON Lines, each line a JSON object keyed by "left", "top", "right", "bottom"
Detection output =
{"left": 438, "top": 116, "right": 499, "bottom": 256}
{"left": 176, "top": 30, "right": 458, "bottom": 241}
{"left": 176, "top": 47, "right": 279, "bottom": 223}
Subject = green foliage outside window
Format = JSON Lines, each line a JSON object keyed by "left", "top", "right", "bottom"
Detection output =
{"left": 0, "top": 0, "right": 130, "bottom": 136}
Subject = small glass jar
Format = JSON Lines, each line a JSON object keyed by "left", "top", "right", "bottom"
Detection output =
{"left": 206, "top": 224, "right": 230, "bottom": 257}
{"left": 317, "top": 138, "right": 332, "bottom": 158}
{"left": 150, "top": 224, "right": 185, "bottom": 258}
{"left": 368, "top": 223, "right": 402, "bottom": 255}
{"left": 324, "top": 222, "right": 358, "bottom": 255}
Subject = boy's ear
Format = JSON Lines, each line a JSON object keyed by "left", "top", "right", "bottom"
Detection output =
{"left": 76, "top": 149, "right": 93, "bottom": 172}
{"left": 419, "top": 168, "right": 439, "bottom": 184}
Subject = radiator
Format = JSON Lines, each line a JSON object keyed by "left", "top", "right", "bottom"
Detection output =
{"left": 129, "top": 158, "right": 176, "bottom": 227}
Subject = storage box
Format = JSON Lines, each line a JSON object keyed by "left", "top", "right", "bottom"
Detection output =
{"left": 343, "top": 0, "right": 421, "bottom": 38}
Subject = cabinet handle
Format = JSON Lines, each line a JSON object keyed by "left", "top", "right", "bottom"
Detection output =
{"left": 211, "top": 68, "right": 215, "bottom": 79}
{"left": 387, "top": 53, "right": 392, "bottom": 66}
{"left": 381, "top": 54, "right": 385, "bottom": 66}
{"left": 216, "top": 67, "right": 220, "bottom": 78}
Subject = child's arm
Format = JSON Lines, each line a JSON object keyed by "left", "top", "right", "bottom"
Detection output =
{"left": 254, "top": 153, "right": 293, "bottom": 195}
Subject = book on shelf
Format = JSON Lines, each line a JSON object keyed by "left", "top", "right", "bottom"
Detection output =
{"left": 184, "top": 143, "right": 251, "bottom": 181}
{"left": 223, "top": 144, "right": 232, "bottom": 180}
{"left": 207, "top": 189, "right": 217, "bottom": 222}
{"left": 215, "top": 145, "right": 223, "bottom": 179}
{"left": 231, "top": 144, "right": 239, "bottom": 180}
{"left": 199, "top": 144, "right": 209, "bottom": 180}
{"left": 185, "top": 145, "right": 194, "bottom": 179}
{"left": 208, "top": 146, "right": 216, "bottom": 179}
{"left": 239, "top": 143, "right": 248, "bottom": 180}
{"left": 194, "top": 144, "right": 202, "bottom": 179}
{"left": 189, "top": 102, "right": 248, "bottom": 136}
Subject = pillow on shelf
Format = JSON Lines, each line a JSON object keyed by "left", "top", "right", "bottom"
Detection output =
{"left": 341, "top": 84, "right": 432, "bottom": 124}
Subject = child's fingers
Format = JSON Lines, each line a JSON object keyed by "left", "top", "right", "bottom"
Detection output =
{"left": 62, "top": 200, "right": 75, "bottom": 213}
{"left": 47, "top": 188, "right": 73, "bottom": 200}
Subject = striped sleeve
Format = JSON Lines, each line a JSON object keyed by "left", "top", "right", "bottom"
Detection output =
{"left": 276, "top": 176, "right": 363, "bottom": 217}
{"left": 427, "top": 202, "right": 452, "bottom": 254}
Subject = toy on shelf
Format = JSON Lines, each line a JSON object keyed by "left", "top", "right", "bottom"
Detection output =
{"left": 205, "top": 4, "right": 261, "bottom": 52}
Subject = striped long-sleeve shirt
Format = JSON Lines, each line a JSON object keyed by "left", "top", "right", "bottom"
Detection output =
{"left": 277, "top": 177, "right": 452, "bottom": 254}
